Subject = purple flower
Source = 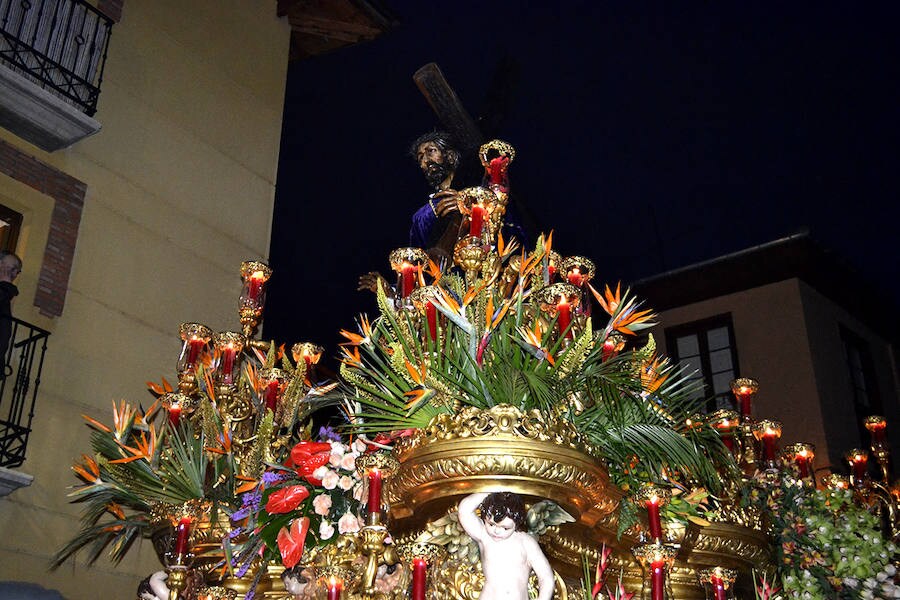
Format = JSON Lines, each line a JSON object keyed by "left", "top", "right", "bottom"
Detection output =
{"left": 318, "top": 425, "right": 340, "bottom": 442}
{"left": 236, "top": 559, "right": 252, "bottom": 578}
{"left": 262, "top": 471, "right": 286, "bottom": 485}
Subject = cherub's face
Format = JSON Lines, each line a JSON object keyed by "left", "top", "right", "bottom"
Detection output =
{"left": 484, "top": 516, "right": 516, "bottom": 540}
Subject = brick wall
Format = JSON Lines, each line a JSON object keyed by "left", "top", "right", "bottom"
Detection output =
{"left": 0, "top": 138, "right": 85, "bottom": 317}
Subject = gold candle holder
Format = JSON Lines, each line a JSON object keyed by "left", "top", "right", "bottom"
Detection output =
{"left": 865, "top": 415, "right": 891, "bottom": 484}
{"left": 238, "top": 261, "right": 272, "bottom": 337}
{"left": 752, "top": 419, "right": 782, "bottom": 472}
{"left": 456, "top": 186, "right": 499, "bottom": 240}
{"left": 697, "top": 566, "right": 737, "bottom": 600}
{"left": 258, "top": 367, "right": 289, "bottom": 415}
{"left": 212, "top": 331, "right": 244, "bottom": 387}
{"left": 160, "top": 392, "right": 196, "bottom": 428}
{"left": 536, "top": 282, "right": 582, "bottom": 343}
{"left": 730, "top": 377, "right": 758, "bottom": 423}
{"left": 390, "top": 247, "right": 429, "bottom": 302}
{"left": 632, "top": 484, "right": 671, "bottom": 542}
{"left": 845, "top": 448, "right": 870, "bottom": 488}
{"left": 479, "top": 138, "right": 516, "bottom": 197}
{"left": 709, "top": 409, "right": 740, "bottom": 456}
{"left": 356, "top": 452, "right": 400, "bottom": 526}
{"left": 783, "top": 442, "right": 816, "bottom": 485}
{"left": 631, "top": 542, "right": 677, "bottom": 600}
{"left": 176, "top": 323, "right": 213, "bottom": 392}
{"left": 291, "top": 341, "right": 324, "bottom": 382}
{"left": 398, "top": 542, "right": 443, "bottom": 600}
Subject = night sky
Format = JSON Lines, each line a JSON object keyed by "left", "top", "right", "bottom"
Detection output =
{"left": 265, "top": 3, "right": 899, "bottom": 359}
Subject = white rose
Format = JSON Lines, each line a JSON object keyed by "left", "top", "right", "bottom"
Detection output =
{"left": 312, "top": 466, "right": 329, "bottom": 480}
{"left": 338, "top": 512, "right": 361, "bottom": 534}
{"left": 321, "top": 470, "right": 340, "bottom": 490}
{"left": 339, "top": 475, "right": 354, "bottom": 491}
{"left": 319, "top": 520, "right": 335, "bottom": 540}
{"left": 312, "top": 494, "right": 332, "bottom": 516}
{"left": 329, "top": 453, "right": 343, "bottom": 467}
{"left": 353, "top": 439, "right": 367, "bottom": 454}
{"left": 329, "top": 441, "right": 345, "bottom": 455}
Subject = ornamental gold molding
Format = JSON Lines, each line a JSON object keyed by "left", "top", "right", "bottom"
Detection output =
{"left": 679, "top": 520, "right": 772, "bottom": 570}
{"left": 387, "top": 405, "right": 618, "bottom": 523}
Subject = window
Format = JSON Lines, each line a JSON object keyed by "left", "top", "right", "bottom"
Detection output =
{"left": 840, "top": 325, "right": 882, "bottom": 441}
{"left": 0, "top": 204, "right": 22, "bottom": 253}
{"left": 665, "top": 314, "right": 739, "bottom": 412}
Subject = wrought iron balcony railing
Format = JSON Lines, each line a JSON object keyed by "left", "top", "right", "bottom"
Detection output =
{"left": 0, "top": 316, "right": 50, "bottom": 469}
{"left": 0, "top": 0, "right": 112, "bottom": 116}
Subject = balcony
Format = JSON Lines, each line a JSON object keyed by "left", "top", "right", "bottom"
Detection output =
{"left": 0, "top": 316, "right": 49, "bottom": 496}
{"left": 0, "top": 0, "right": 112, "bottom": 151}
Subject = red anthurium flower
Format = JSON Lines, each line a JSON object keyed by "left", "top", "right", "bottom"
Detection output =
{"left": 265, "top": 485, "right": 310, "bottom": 514}
{"left": 277, "top": 517, "right": 310, "bottom": 569}
{"left": 290, "top": 442, "right": 332, "bottom": 482}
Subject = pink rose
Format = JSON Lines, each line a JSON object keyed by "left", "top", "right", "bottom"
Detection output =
{"left": 312, "top": 466, "right": 329, "bottom": 480}
{"left": 340, "top": 454, "right": 357, "bottom": 471}
{"left": 319, "top": 520, "right": 335, "bottom": 540}
{"left": 339, "top": 475, "right": 355, "bottom": 491}
{"left": 312, "top": 493, "right": 332, "bottom": 516}
{"left": 338, "top": 512, "right": 361, "bottom": 534}
{"left": 353, "top": 439, "right": 367, "bottom": 454}
{"left": 321, "top": 470, "right": 340, "bottom": 490}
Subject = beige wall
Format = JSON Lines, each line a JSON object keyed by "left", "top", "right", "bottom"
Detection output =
{"left": 0, "top": 1, "right": 290, "bottom": 597}
{"left": 653, "top": 279, "right": 834, "bottom": 467}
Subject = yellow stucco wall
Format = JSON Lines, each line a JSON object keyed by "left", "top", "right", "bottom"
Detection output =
{"left": 0, "top": 1, "right": 290, "bottom": 597}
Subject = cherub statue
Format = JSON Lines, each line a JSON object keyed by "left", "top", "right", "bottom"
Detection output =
{"left": 458, "top": 492, "right": 556, "bottom": 600}
{"left": 136, "top": 571, "right": 169, "bottom": 600}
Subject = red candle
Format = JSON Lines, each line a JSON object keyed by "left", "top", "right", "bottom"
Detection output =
{"left": 326, "top": 577, "right": 342, "bottom": 600}
{"left": 425, "top": 301, "right": 438, "bottom": 341}
{"left": 186, "top": 338, "right": 204, "bottom": 368}
{"left": 869, "top": 421, "right": 887, "bottom": 444}
{"left": 556, "top": 296, "right": 572, "bottom": 339}
{"left": 469, "top": 204, "right": 485, "bottom": 237}
{"left": 721, "top": 435, "right": 735, "bottom": 453}
{"left": 174, "top": 517, "right": 191, "bottom": 556}
{"left": 489, "top": 156, "right": 506, "bottom": 185}
{"left": 247, "top": 272, "right": 265, "bottom": 302}
{"left": 265, "top": 379, "right": 280, "bottom": 411}
{"left": 795, "top": 453, "right": 810, "bottom": 478}
{"left": 401, "top": 262, "right": 416, "bottom": 298}
{"left": 548, "top": 265, "right": 557, "bottom": 280}
{"left": 646, "top": 496, "right": 662, "bottom": 540}
{"left": 762, "top": 433, "right": 777, "bottom": 462}
{"left": 412, "top": 557, "right": 427, "bottom": 600}
{"left": 851, "top": 454, "right": 868, "bottom": 481}
{"left": 168, "top": 404, "right": 181, "bottom": 427}
{"left": 567, "top": 268, "right": 584, "bottom": 287}
{"left": 650, "top": 559, "right": 665, "bottom": 600}
{"left": 735, "top": 389, "right": 752, "bottom": 420}
{"left": 710, "top": 574, "right": 726, "bottom": 600}
{"left": 367, "top": 468, "right": 383, "bottom": 515}
{"left": 221, "top": 346, "right": 236, "bottom": 385}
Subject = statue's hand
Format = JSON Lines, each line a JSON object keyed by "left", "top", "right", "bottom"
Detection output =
{"left": 357, "top": 272, "right": 391, "bottom": 295}
{"left": 431, "top": 190, "right": 460, "bottom": 217}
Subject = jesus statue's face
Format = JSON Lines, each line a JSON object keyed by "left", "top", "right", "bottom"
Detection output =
{"left": 484, "top": 516, "right": 516, "bottom": 541}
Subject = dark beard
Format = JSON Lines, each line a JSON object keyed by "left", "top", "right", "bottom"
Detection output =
{"left": 423, "top": 161, "right": 451, "bottom": 189}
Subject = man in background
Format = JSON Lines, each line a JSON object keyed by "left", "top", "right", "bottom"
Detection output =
{"left": 0, "top": 250, "right": 22, "bottom": 377}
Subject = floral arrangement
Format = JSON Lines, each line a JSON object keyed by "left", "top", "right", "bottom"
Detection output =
{"left": 745, "top": 475, "right": 899, "bottom": 599}
{"left": 226, "top": 436, "right": 368, "bottom": 576}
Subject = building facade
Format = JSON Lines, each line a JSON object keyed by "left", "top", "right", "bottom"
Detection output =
{"left": 634, "top": 233, "right": 900, "bottom": 471}
{"left": 0, "top": 1, "right": 291, "bottom": 596}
